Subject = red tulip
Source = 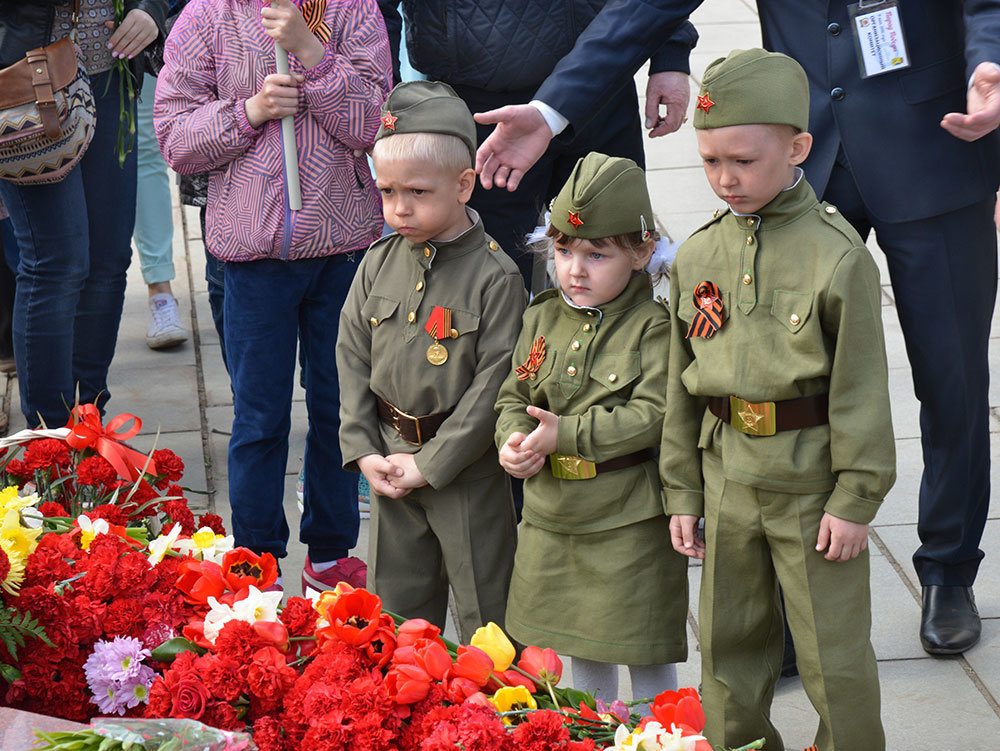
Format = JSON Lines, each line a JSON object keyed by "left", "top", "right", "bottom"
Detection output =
{"left": 650, "top": 687, "right": 706, "bottom": 733}
{"left": 448, "top": 645, "right": 494, "bottom": 687}
{"left": 175, "top": 559, "right": 227, "bottom": 606}
{"left": 396, "top": 618, "right": 442, "bottom": 648}
{"left": 409, "top": 637, "right": 452, "bottom": 681}
{"left": 489, "top": 668, "right": 537, "bottom": 693}
{"left": 221, "top": 548, "right": 278, "bottom": 594}
{"left": 329, "top": 588, "right": 383, "bottom": 647}
{"left": 252, "top": 620, "right": 289, "bottom": 651}
{"left": 365, "top": 615, "right": 397, "bottom": 669}
{"left": 181, "top": 620, "right": 211, "bottom": 649}
{"left": 385, "top": 663, "right": 432, "bottom": 704}
{"left": 517, "top": 646, "right": 563, "bottom": 686}
{"left": 445, "top": 676, "right": 482, "bottom": 703}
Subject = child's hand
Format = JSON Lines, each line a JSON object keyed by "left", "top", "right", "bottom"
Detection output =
{"left": 816, "top": 513, "right": 869, "bottom": 562}
{"left": 357, "top": 454, "right": 409, "bottom": 499}
{"left": 669, "top": 515, "right": 706, "bottom": 559}
{"left": 245, "top": 73, "right": 304, "bottom": 128}
{"left": 499, "top": 432, "right": 545, "bottom": 479}
{"left": 520, "top": 406, "right": 559, "bottom": 457}
{"left": 261, "top": 0, "right": 326, "bottom": 69}
{"left": 385, "top": 453, "right": 429, "bottom": 491}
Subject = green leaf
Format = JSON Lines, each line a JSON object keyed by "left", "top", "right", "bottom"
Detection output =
{"left": 150, "top": 637, "right": 206, "bottom": 662}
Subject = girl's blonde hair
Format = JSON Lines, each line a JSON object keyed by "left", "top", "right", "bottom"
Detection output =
{"left": 540, "top": 225, "right": 670, "bottom": 283}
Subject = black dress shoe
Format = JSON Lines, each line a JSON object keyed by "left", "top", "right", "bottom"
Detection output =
{"left": 920, "top": 585, "right": 981, "bottom": 655}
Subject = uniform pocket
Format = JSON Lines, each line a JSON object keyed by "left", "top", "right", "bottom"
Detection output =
{"left": 770, "top": 290, "right": 813, "bottom": 334}
{"left": 450, "top": 308, "right": 481, "bottom": 338}
{"left": 360, "top": 294, "right": 399, "bottom": 327}
{"left": 589, "top": 352, "right": 641, "bottom": 392}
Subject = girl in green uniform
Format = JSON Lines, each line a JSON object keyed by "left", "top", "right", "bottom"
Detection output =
{"left": 495, "top": 152, "right": 688, "bottom": 705}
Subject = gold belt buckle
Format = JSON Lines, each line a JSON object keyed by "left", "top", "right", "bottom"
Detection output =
{"left": 388, "top": 402, "right": 423, "bottom": 446}
{"left": 550, "top": 454, "right": 598, "bottom": 480}
{"left": 729, "top": 396, "right": 777, "bottom": 437}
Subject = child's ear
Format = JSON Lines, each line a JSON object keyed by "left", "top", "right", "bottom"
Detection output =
{"left": 631, "top": 238, "right": 656, "bottom": 271}
{"left": 457, "top": 167, "right": 477, "bottom": 202}
{"left": 789, "top": 131, "right": 813, "bottom": 166}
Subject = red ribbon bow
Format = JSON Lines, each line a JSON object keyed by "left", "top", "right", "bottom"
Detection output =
{"left": 63, "top": 404, "right": 157, "bottom": 482}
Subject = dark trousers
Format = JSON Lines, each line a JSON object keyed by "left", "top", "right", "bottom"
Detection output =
{"left": 0, "top": 219, "right": 16, "bottom": 360}
{"left": 0, "top": 68, "right": 136, "bottom": 426}
{"left": 199, "top": 206, "right": 227, "bottom": 373}
{"left": 224, "top": 254, "right": 361, "bottom": 563}
{"left": 455, "top": 83, "right": 646, "bottom": 289}
{"left": 824, "top": 158, "right": 997, "bottom": 586}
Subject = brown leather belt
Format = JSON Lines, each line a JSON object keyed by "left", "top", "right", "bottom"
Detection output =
{"left": 708, "top": 394, "right": 829, "bottom": 437}
{"left": 377, "top": 396, "right": 451, "bottom": 446}
{"left": 550, "top": 448, "right": 656, "bottom": 480}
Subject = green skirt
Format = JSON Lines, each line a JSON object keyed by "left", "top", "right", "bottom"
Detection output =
{"left": 505, "top": 515, "right": 689, "bottom": 665}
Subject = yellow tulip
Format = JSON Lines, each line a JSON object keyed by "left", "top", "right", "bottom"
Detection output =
{"left": 490, "top": 685, "right": 537, "bottom": 725}
{"left": 471, "top": 621, "right": 515, "bottom": 671}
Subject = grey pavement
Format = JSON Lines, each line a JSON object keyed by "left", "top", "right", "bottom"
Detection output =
{"left": 6, "top": 1, "right": 1000, "bottom": 746}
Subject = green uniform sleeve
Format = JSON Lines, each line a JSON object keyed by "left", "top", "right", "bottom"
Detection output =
{"left": 554, "top": 317, "right": 670, "bottom": 462}
{"left": 336, "top": 251, "right": 385, "bottom": 471}
{"left": 821, "top": 247, "right": 896, "bottom": 524}
{"left": 494, "top": 325, "right": 542, "bottom": 450}
{"left": 660, "top": 267, "right": 709, "bottom": 518}
{"left": 414, "top": 274, "right": 528, "bottom": 489}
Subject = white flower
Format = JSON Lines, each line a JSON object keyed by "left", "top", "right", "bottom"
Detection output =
{"left": 202, "top": 597, "right": 238, "bottom": 644}
{"left": 612, "top": 721, "right": 706, "bottom": 751}
{"left": 77, "top": 514, "right": 110, "bottom": 550}
{"left": 175, "top": 526, "right": 234, "bottom": 563}
{"left": 232, "top": 585, "right": 282, "bottom": 624}
{"left": 147, "top": 523, "right": 184, "bottom": 566}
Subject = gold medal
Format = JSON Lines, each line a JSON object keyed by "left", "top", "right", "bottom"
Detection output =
{"left": 427, "top": 341, "right": 448, "bottom": 366}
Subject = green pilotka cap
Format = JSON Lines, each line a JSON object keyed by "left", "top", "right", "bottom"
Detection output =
{"left": 550, "top": 152, "right": 654, "bottom": 239}
{"left": 374, "top": 80, "right": 477, "bottom": 162}
{"left": 693, "top": 48, "right": 810, "bottom": 132}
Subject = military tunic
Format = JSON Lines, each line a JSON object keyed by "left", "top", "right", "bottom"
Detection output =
{"left": 661, "top": 176, "right": 894, "bottom": 750}
{"left": 495, "top": 274, "right": 688, "bottom": 665}
{"left": 337, "top": 210, "right": 526, "bottom": 641}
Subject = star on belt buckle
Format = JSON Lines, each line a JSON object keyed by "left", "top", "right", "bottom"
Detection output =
{"left": 729, "top": 396, "right": 777, "bottom": 437}
{"left": 550, "top": 454, "right": 598, "bottom": 480}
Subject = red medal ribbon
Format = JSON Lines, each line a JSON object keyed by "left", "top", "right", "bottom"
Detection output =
{"left": 686, "top": 281, "right": 726, "bottom": 339}
{"left": 516, "top": 336, "right": 547, "bottom": 381}
{"left": 63, "top": 404, "right": 157, "bottom": 482}
{"left": 424, "top": 306, "right": 452, "bottom": 341}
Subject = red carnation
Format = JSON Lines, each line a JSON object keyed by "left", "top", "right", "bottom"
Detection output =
{"left": 252, "top": 716, "right": 286, "bottom": 751}
{"left": 103, "top": 596, "right": 146, "bottom": 638}
{"left": 202, "top": 699, "right": 243, "bottom": 731}
{"left": 88, "top": 503, "right": 129, "bottom": 526}
{"left": 214, "top": 619, "right": 270, "bottom": 664}
{"left": 36, "top": 501, "right": 69, "bottom": 518}
{"left": 22, "top": 439, "right": 70, "bottom": 471}
{"left": 4, "top": 459, "right": 31, "bottom": 481}
{"left": 512, "top": 709, "right": 570, "bottom": 750}
{"left": 279, "top": 596, "right": 319, "bottom": 637}
{"left": 152, "top": 449, "right": 185, "bottom": 484}
{"left": 198, "top": 653, "right": 244, "bottom": 701}
{"left": 75, "top": 455, "right": 118, "bottom": 487}
{"left": 246, "top": 646, "right": 297, "bottom": 709}
{"left": 161, "top": 497, "right": 196, "bottom": 535}
{"left": 198, "top": 513, "right": 226, "bottom": 535}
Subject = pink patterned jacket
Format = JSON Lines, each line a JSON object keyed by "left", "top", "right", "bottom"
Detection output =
{"left": 154, "top": 0, "right": 391, "bottom": 262}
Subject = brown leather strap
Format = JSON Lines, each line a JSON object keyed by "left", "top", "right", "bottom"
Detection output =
{"left": 377, "top": 397, "right": 451, "bottom": 446}
{"left": 594, "top": 447, "right": 656, "bottom": 474}
{"left": 708, "top": 394, "right": 829, "bottom": 433}
{"left": 26, "top": 48, "right": 61, "bottom": 140}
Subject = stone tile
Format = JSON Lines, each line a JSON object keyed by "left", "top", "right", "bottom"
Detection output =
{"left": 880, "top": 305, "right": 911, "bottom": 371}
{"left": 873, "top": 437, "right": 921, "bottom": 527}
{"left": 106, "top": 363, "right": 201, "bottom": 433}
{"left": 870, "top": 553, "right": 924, "bottom": 660}
{"left": 690, "top": 0, "right": 758, "bottom": 25}
{"left": 870, "top": 524, "right": 920, "bottom": 592}
{"left": 960, "top": 619, "right": 1000, "bottom": 705}
{"left": 193, "top": 290, "right": 220, "bottom": 348}
{"left": 656, "top": 210, "right": 726, "bottom": 244}
{"left": 647, "top": 167, "right": 722, "bottom": 215}
{"left": 888, "top": 368, "right": 920, "bottom": 440}
{"left": 201, "top": 344, "right": 232, "bottom": 407}
{"left": 128, "top": 429, "right": 209, "bottom": 506}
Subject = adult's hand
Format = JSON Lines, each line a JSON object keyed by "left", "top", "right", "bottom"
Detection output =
{"left": 941, "top": 61, "right": 1000, "bottom": 142}
{"left": 474, "top": 105, "right": 553, "bottom": 191}
{"left": 105, "top": 9, "right": 157, "bottom": 60}
{"left": 645, "top": 71, "right": 691, "bottom": 138}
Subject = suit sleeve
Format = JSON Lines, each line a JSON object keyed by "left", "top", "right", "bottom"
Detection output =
{"left": 336, "top": 251, "right": 385, "bottom": 471}
{"left": 533, "top": 0, "right": 704, "bottom": 135}
{"left": 963, "top": 0, "right": 1000, "bottom": 80}
{"left": 821, "top": 247, "right": 896, "bottom": 524}
{"left": 660, "top": 264, "right": 709, "bottom": 518}
{"left": 414, "top": 274, "right": 528, "bottom": 489}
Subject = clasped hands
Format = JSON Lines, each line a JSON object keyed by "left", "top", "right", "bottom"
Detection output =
{"left": 357, "top": 453, "right": 428, "bottom": 500}
{"left": 498, "top": 406, "right": 559, "bottom": 479}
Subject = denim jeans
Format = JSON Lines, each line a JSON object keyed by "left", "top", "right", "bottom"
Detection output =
{"left": 133, "top": 74, "right": 174, "bottom": 285}
{"left": 200, "top": 206, "right": 227, "bottom": 372}
{"left": 0, "top": 68, "right": 136, "bottom": 426}
{"left": 224, "top": 253, "right": 361, "bottom": 562}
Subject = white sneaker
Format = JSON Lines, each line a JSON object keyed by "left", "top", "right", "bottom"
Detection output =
{"left": 146, "top": 294, "right": 189, "bottom": 349}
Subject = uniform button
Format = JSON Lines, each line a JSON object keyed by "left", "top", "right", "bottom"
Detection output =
{"left": 369, "top": 317, "right": 378, "bottom": 327}
{"left": 415, "top": 280, "right": 424, "bottom": 291}
{"left": 713, "top": 208, "right": 720, "bottom": 218}
{"left": 825, "top": 205, "right": 838, "bottom": 214}
{"left": 567, "top": 365, "right": 577, "bottom": 376}
{"left": 571, "top": 340, "right": 581, "bottom": 351}
{"left": 790, "top": 313, "right": 801, "bottom": 325}
{"left": 608, "top": 373, "right": 617, "bottom": 383}
{"left": 488, "top": 240, "right": 499, "bottom": 251}
{"left": 450, "top": 328, "right": 459, "bottom": 338}
{"left": 423, "top": 246, "right": 432, "bottom": 257}
{"left": 746, "top": 217, "right": 754, "bottom": 227}
{"left": 746, "top": 235, "right": 754, "bottom": 245}
{"left": 743, "top": 273, "right": 752, "bottom": 285}
{"left": 583, "top": 323, "right": 592, "bottom": 333}
{"left": 587, "top": 311, "right": 595, "bottom": 316}
{"left": 831, "top": 87, "right": 846, "bottom": 101}
{"left": 827, "top": 22, "right": 841, "bottom": 36}
{"left": 407, "top": 311, "right": 416, "bottom": 323}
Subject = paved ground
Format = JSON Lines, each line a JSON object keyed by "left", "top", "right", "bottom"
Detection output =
{"left": 6, "top": 1, "right": 1000, "bottom": 747}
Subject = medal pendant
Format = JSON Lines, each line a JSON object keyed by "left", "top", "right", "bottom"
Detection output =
{"left": 427, "top": 342, "right": 448, "bottom": 366}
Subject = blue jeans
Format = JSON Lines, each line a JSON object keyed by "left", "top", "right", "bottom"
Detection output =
{"left": 200, "top": 206, "right": 228, "bottom": 372}
{"left": 0, "top": 68, "right": 137, "bottom": 426}
{"left": 133, "top": 74, "right": 174, "bottom": 285}
{"left": 224, "top": 254, "right": 361, "bottom": 562}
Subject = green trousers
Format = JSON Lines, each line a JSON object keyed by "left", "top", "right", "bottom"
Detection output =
{"left": 369, "top": 469, "right": 517, "bottom": 642}
{"left": 700, "top": 455, "right": 884, "bottom": 751}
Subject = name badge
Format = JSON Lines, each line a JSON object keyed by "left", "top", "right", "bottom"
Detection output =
{"left": 848, "top": 1, "right": 911, "bottom": 79}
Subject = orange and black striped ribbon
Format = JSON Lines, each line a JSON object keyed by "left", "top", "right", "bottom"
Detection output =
{"left": 424, "top": 306, "right": 452, "bottom": 341}
{"left": 516, "top": 336, "right": 547, "bottom": 380}
{"left": 300, "top": 0, "right": 332, "bottom": 44}
{"left": 685, "top": 280, "right": 726, "bottom": 339}
{"left": 803, "top": 746, "right": 819, "bottom": 751}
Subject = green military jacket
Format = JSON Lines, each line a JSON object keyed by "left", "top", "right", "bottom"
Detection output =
{"left": 337, "top": 211, "right": 527, "bottom": 489}
{"left": 495, "top": 274, "right": 670, "bottom": 533}
{"left": 660, "top": 176, "right": 896, "bottom": 525}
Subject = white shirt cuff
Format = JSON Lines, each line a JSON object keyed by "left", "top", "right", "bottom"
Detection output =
{"left": 529, "top": 100, "right": 569, "bottom": 137}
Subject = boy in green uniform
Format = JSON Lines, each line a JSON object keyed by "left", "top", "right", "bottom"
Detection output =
{"left": 661, "top": 50, "right": 895, "bottom": 750}
{"left": 337, "top": 81, "right": 526, "bottom": 640}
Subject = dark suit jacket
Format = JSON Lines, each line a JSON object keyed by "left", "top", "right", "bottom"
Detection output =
{"left": 550, "top": 0, "right": 1000, "bottom": 223}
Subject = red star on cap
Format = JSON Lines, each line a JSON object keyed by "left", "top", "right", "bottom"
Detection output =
{"left": 567, "top": 210, "right": 584, "bottom": 228}
{"left": 696, "top": 92, "right": 715, "bottom": 112}
{"left": 381, "top": 112, "right": 398, "bottom": 130}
